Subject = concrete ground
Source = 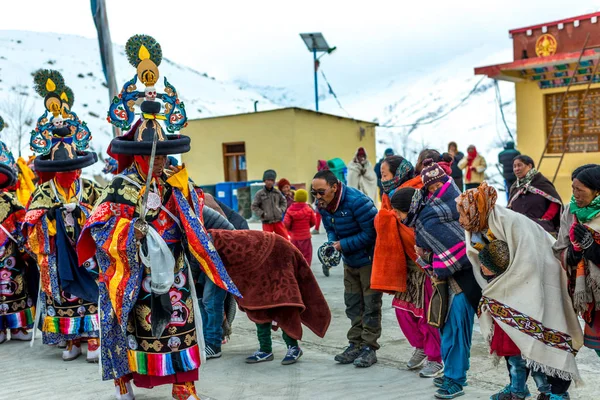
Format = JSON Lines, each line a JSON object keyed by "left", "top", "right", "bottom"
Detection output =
{"left": 2, "top": 223, "right": 599, "bottom": 399}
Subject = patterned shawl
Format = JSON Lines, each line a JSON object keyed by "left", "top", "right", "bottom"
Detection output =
{"left": 457, "top": 182, "right": 498, "bottom": 233}
{"left": 381, "top": 158, "right": 414, "bottom": 195}
{"left": 467, "top": 205, "right": 583, "bottom": 382}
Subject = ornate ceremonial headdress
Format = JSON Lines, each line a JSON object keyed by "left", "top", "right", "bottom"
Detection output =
{"left": 0, "top": 116, "right": 18, "bottom": 189}
{"left": 29, "top": 69, "right": 97, "bottom": 172}
{"left": 107, "top": 34, "right": 190, "bottom": 157}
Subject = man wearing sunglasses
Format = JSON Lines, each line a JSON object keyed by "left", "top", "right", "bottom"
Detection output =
{"left": 312, "top": 170, "right": 380, "bottom": 368}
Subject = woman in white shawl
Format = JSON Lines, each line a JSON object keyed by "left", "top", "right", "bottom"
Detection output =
{"left": 347, "top": 147, "right": 378, "bottom": 202}
{"left": 457, "top": 183, "right": 583, "bottom": 400}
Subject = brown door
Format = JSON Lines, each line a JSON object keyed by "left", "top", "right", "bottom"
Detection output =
{"left": 222, "top": 142, "right": 247, "bottom": 182}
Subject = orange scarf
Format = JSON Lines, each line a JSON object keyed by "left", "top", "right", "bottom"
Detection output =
{"left": 371, "top": 177, "right": 423, "bottom": 294}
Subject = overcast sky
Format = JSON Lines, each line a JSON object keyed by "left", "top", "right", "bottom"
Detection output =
{"left": 4, "top": 1, "right": 598, "bottom": 101}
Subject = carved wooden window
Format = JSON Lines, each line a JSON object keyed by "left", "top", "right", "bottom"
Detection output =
{"left": 545, "top": 89, "right": 600, "bottom": 153}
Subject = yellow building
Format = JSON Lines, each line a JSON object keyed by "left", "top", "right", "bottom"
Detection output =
{"left": 182, "top": 107, "right": 377, "bottom": 189}
{"left": 475, "top": 12, "right": 600, "bottom": 200}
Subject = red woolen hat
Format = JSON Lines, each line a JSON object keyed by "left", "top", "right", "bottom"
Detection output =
{"left": 277, "top": 178, "right": 291, "bottom": 190}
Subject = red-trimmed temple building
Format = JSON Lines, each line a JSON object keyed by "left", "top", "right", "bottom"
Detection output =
{"left": 475, "top": 12, "right": 600, "bottom": 199}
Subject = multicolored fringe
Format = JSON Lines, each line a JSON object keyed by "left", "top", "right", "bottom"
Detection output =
{"left": 43, "top": 314, "right": 100, "bottom": 335}
{"left": 0, "top": 307, "right": 35, "bottom": 329}
{"left": 128, "top": 345, "right": 201, "bottom": 376}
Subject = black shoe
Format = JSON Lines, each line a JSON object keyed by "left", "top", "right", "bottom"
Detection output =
{"left": 322, "top": 264, "right": 330, "bottom": 277}
{"left": 353, "top": 346, "right": 377, "bottom": 368}
{"left": 205, "top": 343, "right": 222, "bottom": 359}
{"left": 334, "top": 343, "right": 361, "bottom": 364}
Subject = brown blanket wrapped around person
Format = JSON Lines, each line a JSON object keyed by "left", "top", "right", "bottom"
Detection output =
{"left": 210, "top": 229, "right": 332, "bottom": 340}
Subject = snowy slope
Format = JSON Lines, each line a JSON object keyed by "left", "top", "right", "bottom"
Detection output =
{"left": 0, "top": 31, "right": 280, "bottom": 175}
{"left": 316, "top": 48, "right": 517, "bottom": 189}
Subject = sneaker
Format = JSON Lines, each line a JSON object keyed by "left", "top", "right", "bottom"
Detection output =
{"left": 245, "top": 350, "right": 274, "bottom": 364}
{"left": 419, "top": 361, "right": 444, "bottom": 378}
{"left": 62, "top": 341, "right": 82, "bottom": 361}
{"left": 172, "top": 382, "right": 200, "bottom": 400}
{"left": 205, "top": 343, "right": 222, "bottom": 359}
{"left": 435, "top": 378, "right": 465, "bottom": 399}
{"left": 353, "top": 346, "right": 377, "bottom": 368}
{"left": 322, "top": 264, "right": 330, "bottom": 277}
{"left": 57, "top": 339, "right": 67, "bottom": 349}
{"left": 10, "top": 328, "right": 33, "bottom": 341}
{"left": 490, "top": 384, "right": 531, "bottom": 400}
{"left": 281, "top": 346, "right": 303, "bottom": 365}
{"left": 114, "top": 378, "right": 135, "bottom": 400}
{"left": 434, "top": 377, "right": 469, "bottom": 388}
{"left": 0, "top": 330, "right": 6, "bottom": 345}
{"left": 407, "top": 348, "right": 427, "bottom": 370}
{"left": 87, "top": 338, "right": 100, "bottom": 363}
{"left": 334, "top": 343, "right": 362, "bottom": 364}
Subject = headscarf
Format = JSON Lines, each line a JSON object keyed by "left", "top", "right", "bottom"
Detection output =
{"left": 457, "top": 182, "right": 498, "bottom": 233}
{"left": 381, "top": 157, "right": 414, "bottom": 195}
{"left": 570, "top": 165, "right": 600, "bottom": 223}
{"left": 514, "top": 168, "right": 538, "bottom": 189}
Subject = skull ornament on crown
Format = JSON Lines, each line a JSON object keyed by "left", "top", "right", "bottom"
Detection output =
{"left": 144, "top": 87, "right": 158, "bottom": 101}
{"left": 29, "top": 69, "right": 96, "bottom": 173}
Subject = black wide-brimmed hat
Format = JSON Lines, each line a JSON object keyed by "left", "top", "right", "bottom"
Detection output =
{"left": 30, "top": 70, "right": 97, "bottom": 173}
{"left": 107, "top": 35, "right": 190, "bottom": 159}
{"left": 0, "top": 116, "right": 17, "bottom": 189}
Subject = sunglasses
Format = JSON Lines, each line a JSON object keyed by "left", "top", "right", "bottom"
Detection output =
{"left": 311, "top": 189, "right": 328, "bottom": 197}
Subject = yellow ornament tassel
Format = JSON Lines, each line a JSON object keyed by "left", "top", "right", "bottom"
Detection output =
{"left": 16, "top": 157, "right": 36, "bottom": 206}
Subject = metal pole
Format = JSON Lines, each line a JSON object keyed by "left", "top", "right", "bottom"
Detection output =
{"left": 313, "top": 48, "right": 319, "bottom": 111}
{"left": 91, "top": 0, "right": 120, "bottom": 137}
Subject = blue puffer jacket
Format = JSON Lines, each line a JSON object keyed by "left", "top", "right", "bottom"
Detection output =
{"left": 319, "top": 185, "right": 378, "bottom": 268}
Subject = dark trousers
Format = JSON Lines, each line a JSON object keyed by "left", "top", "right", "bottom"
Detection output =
{"left": 343, "top": 264, "right": 382, "bottom": 350}
{"left": 465, "top": 183, "right": 480, "bottom": 190}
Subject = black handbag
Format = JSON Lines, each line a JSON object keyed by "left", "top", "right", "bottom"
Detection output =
{"left": 427, "top": 278, "right": 449, "bottom": 330}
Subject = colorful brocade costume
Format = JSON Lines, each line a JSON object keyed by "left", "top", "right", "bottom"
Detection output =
{"left": 0, "top": 192, "right": 36, "bottom": 332}
{"left": 23, "top": 178, "right": 101, "bottom": 344}
{"left": 77, "top": 164, "right": 240, "bottom": 384}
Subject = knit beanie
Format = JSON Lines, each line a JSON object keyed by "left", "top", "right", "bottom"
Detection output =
{"left": 277, "top": 178, "right": 291, "bottom": 190}
{"left": 420, "top": 158, "right": 449, "bottom": 189}
{"left": 478, "top": 240, "right": 510, "bottom": 275}
{"left": 384, "top": 148, "right": 394, "bottom": 157}
{"left": 294, "top": 189, "right": 308, "bottom": 203}
{"left": 263, "top": 169, "right": 277, "bottom": 181}
{"left": 390, "top": 187, "right": 416, "bottom": 212}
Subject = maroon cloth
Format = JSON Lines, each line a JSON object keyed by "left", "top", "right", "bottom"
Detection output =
{"left": 490, "top": 322, "right": 521, "bottom": 357}
{"left": 315, "top": 210, "right": 322, "bottom": 230}
{"left": 292, "top": 238, "right": 313, "bottom": 265}
{"left": 210, "top": 229, "right": 331, "bottom": 340}
{"left": 131, "top": 370, "right": 198, "bottom": 389}
{"left": 283, "top": 202, "right": 316, "bottom": 241}
{"left": 317, "top": 160, "right": 329, "bottom": 171}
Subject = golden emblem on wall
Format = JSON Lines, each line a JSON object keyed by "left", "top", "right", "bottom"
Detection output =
{"left": 535, "top": 34, "right": 558, "bottom": 57}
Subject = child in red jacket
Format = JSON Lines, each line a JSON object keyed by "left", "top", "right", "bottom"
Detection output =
{"left": 283, "top": 189, "right": 316, "bottom": 265}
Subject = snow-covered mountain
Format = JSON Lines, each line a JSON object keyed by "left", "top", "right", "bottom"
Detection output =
{"left": 0, "top": 30, "right": 517, "bottom": 192}
{"left": 0, "top": 30, "right": 280, "bottom": 174}
{"left": 316, "top": 48, "right": 517, "bottom": 189}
